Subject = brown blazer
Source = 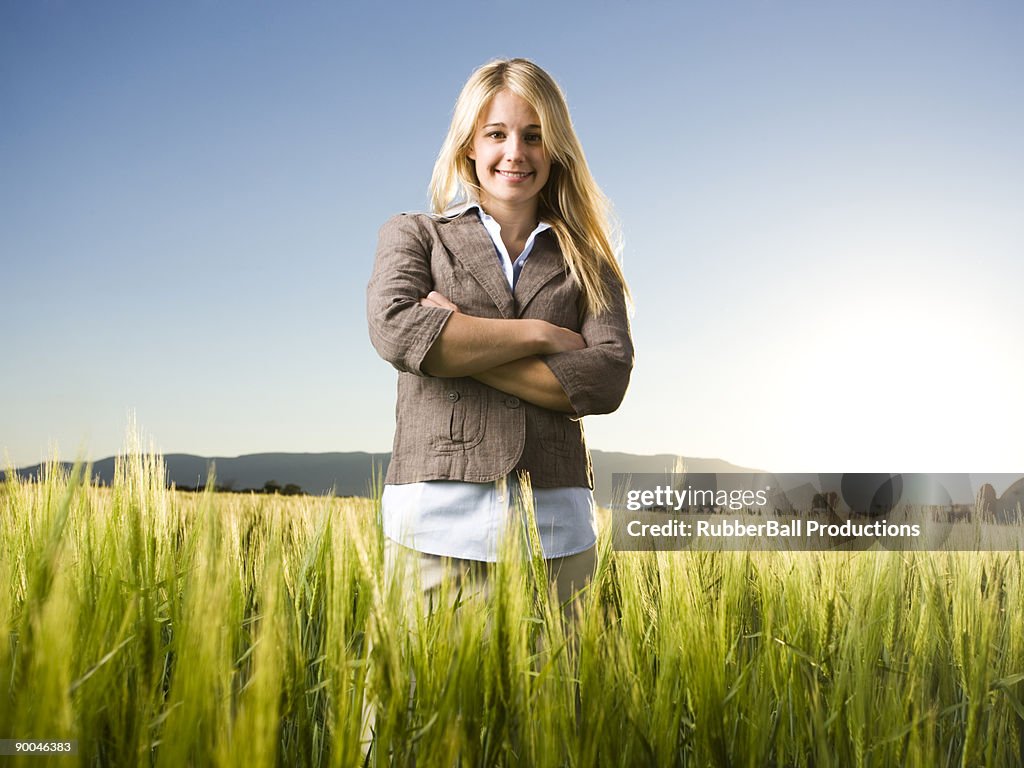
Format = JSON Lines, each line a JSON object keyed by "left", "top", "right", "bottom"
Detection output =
{"left": 366, "top": 210, "right": 633, "bottom": 488}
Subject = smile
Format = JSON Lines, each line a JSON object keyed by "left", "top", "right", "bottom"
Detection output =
{"left": 495, "top": 169, "right": 532, "bottom": 179}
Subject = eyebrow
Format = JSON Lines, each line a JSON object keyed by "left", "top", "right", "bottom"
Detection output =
{"left": 481, "top": 122, "right": 542, "bottom": 130}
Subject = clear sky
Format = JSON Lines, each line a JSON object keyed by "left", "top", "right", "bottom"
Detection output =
{"left": 2, "top": 0, "right": 1022, "bottom": 472}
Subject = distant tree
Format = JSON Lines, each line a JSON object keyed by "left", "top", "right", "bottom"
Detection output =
{"left": 263, "top": 480, "right": 282, "bottom": 495}
{"left": 282, "top": 483, "right": 303, "bottom": 496}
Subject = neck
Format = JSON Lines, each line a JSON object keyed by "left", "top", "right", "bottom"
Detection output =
{"left": 478, "top": 199, "right": 540, "bottom": 242}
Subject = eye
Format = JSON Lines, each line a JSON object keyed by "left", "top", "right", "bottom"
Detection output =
{"left": 525, "top": 133, "right": 542, "bottom": 143}
{"left": 486, "top": 130, "right": 505, "bottom": 139}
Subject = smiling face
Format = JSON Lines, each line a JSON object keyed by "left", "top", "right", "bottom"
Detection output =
{"left": 467, "top": 89, "right": 552, "bottom": 221}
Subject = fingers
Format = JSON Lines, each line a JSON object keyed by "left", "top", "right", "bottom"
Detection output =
{"left": 419, "top": 290, "right": 460, "bottom": 312}
{"left": 549, "top": 326, "right": 586, "bottom": 353}
{"left": 562, "top": 329, "right": 587, "bottom": 352}
{"left": 427, "top": 290, "right": 458, "bottom": 311}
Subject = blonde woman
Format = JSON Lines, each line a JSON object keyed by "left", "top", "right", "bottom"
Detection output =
{"left": 367, "top": 58, "right": 633, "bottom": 607}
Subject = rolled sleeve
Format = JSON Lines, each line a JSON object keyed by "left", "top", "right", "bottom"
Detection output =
{"left": 366, "top": 214, "right": 453, "bottom": 376}
{"left": 542, "top": 274, "right": 634, "bottom": 416}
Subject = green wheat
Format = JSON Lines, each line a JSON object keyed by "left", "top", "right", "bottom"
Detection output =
{"left": 2, "top": 443, "right": 1024, "bottom": 767}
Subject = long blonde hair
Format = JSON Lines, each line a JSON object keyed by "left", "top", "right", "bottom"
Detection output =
{"left": 429, "top": 58, "right": 630, "bottom": 315}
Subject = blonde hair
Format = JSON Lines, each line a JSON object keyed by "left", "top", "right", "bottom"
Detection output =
{"left": 429, "top": 58, "right": 630, "bottom": 315}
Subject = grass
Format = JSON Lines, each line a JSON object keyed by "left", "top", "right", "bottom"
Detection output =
{"left": 2, "top": 442, "right": 1024, "bottom": 766}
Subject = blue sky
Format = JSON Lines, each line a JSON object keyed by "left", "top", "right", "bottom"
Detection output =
{"left": 2, "top": 0, "right": 1022, "bottom": 472}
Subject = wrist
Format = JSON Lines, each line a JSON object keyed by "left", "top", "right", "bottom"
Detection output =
{"left": 530, "top": 319, "right": 555, "bottom": 355}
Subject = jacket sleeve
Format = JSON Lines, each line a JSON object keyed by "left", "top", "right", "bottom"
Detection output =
{"left": 366, "top": 214, "right": 453, "bottom": 376}
{"left": 541, "top": 269, "right": 634, "bottom": 417}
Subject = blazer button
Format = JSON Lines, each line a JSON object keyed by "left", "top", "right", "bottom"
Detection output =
{"left": 504, "top": 396, "right": 520, "bottom": 409}
{"left": 446, "top": 390, "right": 460, "bottom": 402}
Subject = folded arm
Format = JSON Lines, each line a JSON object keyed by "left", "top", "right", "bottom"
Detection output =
{"left": 420, "top": 280, "right": 632, "bottom": 416}
{"left": 419, "top": 290, "right": 576, "bottom": 412}
{"left": 367, "top": 215, "right": 630, "bottom": 416}
{"left": 467, "top": 307, "right": 633, "bottom": 415}
{"left": 539, "top": 268, "right": 634, "bottom": 416}
{"left": 472, "top": 357, "right": 575, "bottom": 413}
{"left": 366, "top": 215, "right": 456, "bottom": 376}
{"left": 419, "top": 290, "right": 584, "bottom": 384}
{"left": 367, "top": 215, "right": 584, "bottom": 380}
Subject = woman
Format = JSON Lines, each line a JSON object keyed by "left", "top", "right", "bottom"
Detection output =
{"left": 366, "top": 57, "right": 633, "bottom": 608}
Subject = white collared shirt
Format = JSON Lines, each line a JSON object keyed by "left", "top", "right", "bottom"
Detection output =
{"left": 382, "top": 204, "right": 596, "bottom": 562}
{"left": 472, "top": 204, "right": 551, "bottom": 288}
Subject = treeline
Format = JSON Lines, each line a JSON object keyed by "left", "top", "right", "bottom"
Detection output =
{"left": 174, "top": 480, "right": 306, "bottom": 496}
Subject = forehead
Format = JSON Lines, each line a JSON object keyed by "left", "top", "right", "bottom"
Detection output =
{"left": 477, "top": 89, "right": 541, "bottom": 126}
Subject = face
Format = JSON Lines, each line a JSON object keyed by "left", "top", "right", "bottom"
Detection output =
{"left": 467, "top": 89, "right": 552, "bottom": 218}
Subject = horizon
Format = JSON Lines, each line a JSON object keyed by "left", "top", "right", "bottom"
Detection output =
{"left": 6, "top": 447, "right": 1023, "bottom": 501}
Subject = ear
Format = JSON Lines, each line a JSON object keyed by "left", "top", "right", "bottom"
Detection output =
{"left": 467, "top": 147, "right": 475, "bottom": 161}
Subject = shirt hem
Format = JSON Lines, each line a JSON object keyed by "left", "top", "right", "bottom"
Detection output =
{"left": 383, "top": 532, "right": 596, "bottom": 563}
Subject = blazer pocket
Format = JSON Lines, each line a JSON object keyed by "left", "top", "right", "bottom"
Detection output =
{"left": 432, "top": 388, "right": 486, "bottom": 452}
{"left": 539, "top": 413, "right": 578, "bottom": 458}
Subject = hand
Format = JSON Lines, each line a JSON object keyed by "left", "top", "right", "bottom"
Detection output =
{"left": 420, "top": 289, "right": 584, "bottom": 358}
{"left": 420, "top": 290, "right": 459, "bottom": 312}
{"left": 541, "top": 322, "right": 586, "bottom": 354}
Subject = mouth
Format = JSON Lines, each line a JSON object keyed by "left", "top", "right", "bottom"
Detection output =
{"left": 494, "top": 169, "right": 533, "bottom": 180}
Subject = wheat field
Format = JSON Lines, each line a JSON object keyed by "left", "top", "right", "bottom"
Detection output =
{"left": 3, "top": 446, "right": 1024, "bottom": 767}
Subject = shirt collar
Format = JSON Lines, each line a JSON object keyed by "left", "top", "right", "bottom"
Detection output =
{"left": 443, "top": 201, "right": 551, "bottom": 235}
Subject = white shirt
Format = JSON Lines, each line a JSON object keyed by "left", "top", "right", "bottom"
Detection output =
{"left": 474, "top": 205, "right": 550, "bottom": 288}
{"left": 382, "top": 204, "right": 596, "bottom": 561}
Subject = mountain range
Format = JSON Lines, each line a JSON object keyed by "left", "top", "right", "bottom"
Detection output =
{"left": 3, "top": 451, "right": 754, "bottom": 508}
{"left": 4, "top": 453, "right": 1021, "bottom": 512}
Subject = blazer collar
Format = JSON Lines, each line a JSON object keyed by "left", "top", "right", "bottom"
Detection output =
{"left": 513, "top": 229, "right": 567, "bottom": 311}
{"left": 435, "top": 209, "right": 516, "bottom": 318}
{"left": 435, "top": 207, "right": 568, "bottom": 318}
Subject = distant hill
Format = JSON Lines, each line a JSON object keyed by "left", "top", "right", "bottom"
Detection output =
{"left": 3, "top": 450, "right": 757, "bottom": 507}
{"left": 4, "top": 453, "right": 1020, "bottom": 510}
{"left": 2, "top": 452, "right": 390, "bottom": 498}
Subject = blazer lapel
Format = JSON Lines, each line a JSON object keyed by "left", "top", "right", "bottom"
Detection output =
{"left": 514, "top": 230, "right": 566, "bottom": 313}
{"left": 436, "top": 213, "right": 515, "bottom": 319}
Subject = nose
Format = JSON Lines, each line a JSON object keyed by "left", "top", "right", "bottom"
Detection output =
{"left": 504, "top": 133, "right": 525, "bottom": 162}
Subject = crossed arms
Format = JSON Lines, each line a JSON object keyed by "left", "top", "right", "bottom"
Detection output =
{"left": 419, "top": 290, "right": 583, "bottom": 413}
{"left": 366, "top": 214, "right": 633, "bottom": 417}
